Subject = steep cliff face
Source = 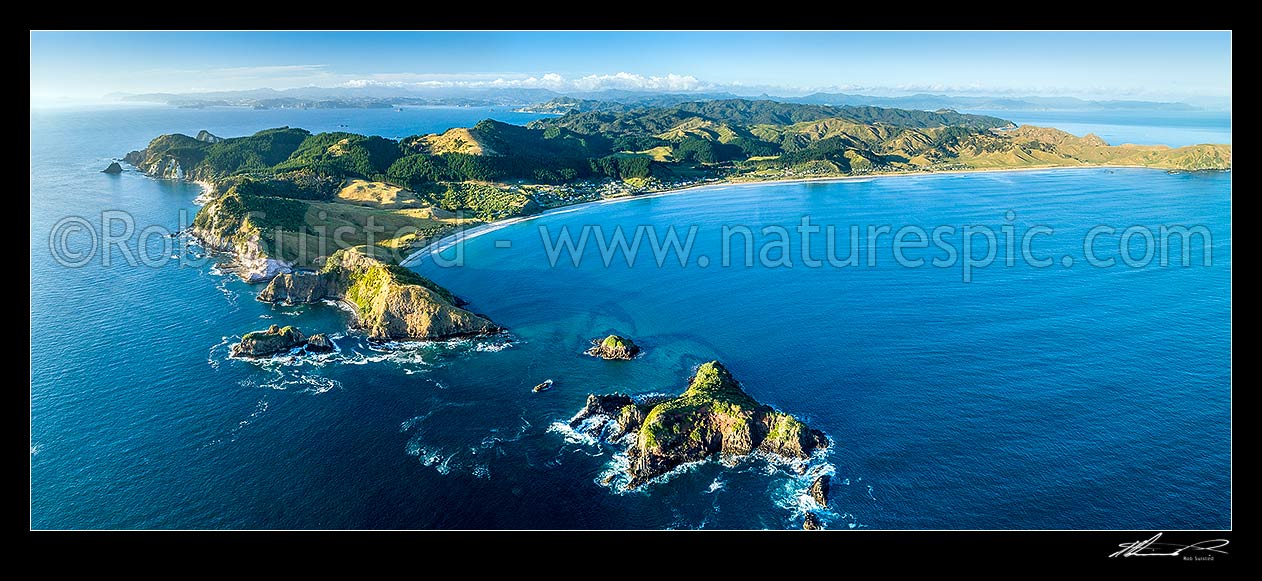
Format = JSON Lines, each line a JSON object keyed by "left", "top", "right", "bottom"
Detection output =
{"left": 257, "top": 270, "right": 329, "bottom": 303}
{"left": 123, "top": 133, "right": 209, "bottom": 180}
{"left": 570, "top": 361, "right": 828, "bottom": 488}
{"left": 258, "top": 247, "right": 497, "bottom": 340}
{"left": 196, "top": 130, "right": 223, "bottom": 143}
{"left": 191, "top": 190, "right": 293, "bottom": 282}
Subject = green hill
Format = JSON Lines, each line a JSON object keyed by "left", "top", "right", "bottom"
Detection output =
{"left": 125, "top": 98, "right": 1231, "bottom": 274}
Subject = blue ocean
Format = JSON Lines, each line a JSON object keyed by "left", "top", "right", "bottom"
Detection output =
{"left": 965, "top": 109, "right": 1232, "bottom": 148}
{"left": 30, "top": 106, "right": 1231, "bottom": 529}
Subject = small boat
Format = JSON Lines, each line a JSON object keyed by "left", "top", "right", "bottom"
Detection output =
{"left": 532, "top": 379, "right": 554, "bottom": 393}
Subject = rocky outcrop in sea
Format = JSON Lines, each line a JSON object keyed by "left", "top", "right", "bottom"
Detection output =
{"left": 810, "top": 474, "right": 830, "bottom": 508}
{"left": 586, "top": 334, "right": 640, "bottom": 360}
{"left": 230, "top": 325, "right": 306, "bottom": 357}
{"left": 229, "top": 326, "right": 342, "bottom": 357}
{"left": 569, "top": 361, "right": 828, "bottom": 488}
{"left": 305, "top": 333, "right": 334, "bottom": 352}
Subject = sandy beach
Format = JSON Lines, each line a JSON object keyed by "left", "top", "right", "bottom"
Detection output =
{"left": 399, "top": 163, "right": 1179, "bottom": 268}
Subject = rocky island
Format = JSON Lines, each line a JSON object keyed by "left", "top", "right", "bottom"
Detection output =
{"left": 230, "top": 325, "right": 305, "bottom": 357}
{"left": 570, "top": 361, "right": 828, "bottom": 488}
{"left": 306, "top": 333, "right": 334, "bottom": 352}
{"left": 230, "top": 325, "right": 344, "bottom": 357}
{"left": 587, "top": 334, "right": 640, "bottom": 360}
{"left": 102, "top": 161, "right": 123, "bottom": 174}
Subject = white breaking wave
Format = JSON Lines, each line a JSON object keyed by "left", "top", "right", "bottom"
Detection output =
{"left": 547, "top": 421, "right": 600, "bottom": 447}
{"left": 321, "top": 299, "right": 357, "bottom": 314}
{"left": 402, "top": 402, "right": 518, "bottom": 480}
{"left": 473, "top": 340, "right": 515, "bottom": 352}
{"left": 551, "top": 408, "right": 857, "bottom": 529}
{"left": 436, "top": 452, "right": 457, "bottom": 475}
{"left": 207, "top": 336, "right": 232, "bottom": 369}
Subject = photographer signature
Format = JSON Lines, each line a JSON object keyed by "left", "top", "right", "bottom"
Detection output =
{"left": 1109, "top": 533, "right": 1229, "bottom": 558}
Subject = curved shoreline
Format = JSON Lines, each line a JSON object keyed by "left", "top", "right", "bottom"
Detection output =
{"left": 192, "top": 180, "right": 215, "bottom": 205}
{"left": 399, "top": 163, "right": 1185, "bottom": 269}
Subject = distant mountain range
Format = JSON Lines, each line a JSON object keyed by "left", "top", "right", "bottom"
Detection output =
{"left": 111, "top": 86, "right": 1210, "bottom": 113}
{"left": 770, "top": 93, "right": 1199, "bottom": 112}
{"left": 113, "top": 86, "right": 563, "bottom": 109}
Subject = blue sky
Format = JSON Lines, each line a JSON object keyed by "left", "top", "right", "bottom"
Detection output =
{"left": 30, "top": 31, "right": 1232, "bottom": 104}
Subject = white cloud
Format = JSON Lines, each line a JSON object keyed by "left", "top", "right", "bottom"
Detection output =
{"left": 212, "top": 64, "right": 330, "bottom": 76}
{"left": 343, "top": 79, "right": 402, "bottom": 88}
{"left": 571, "top": 72, "right": 706, "bottom": 92}
{"left": 336, "top": 74, "right": 1156, "bottom": 99}
{"left": 336, "top": 71, "right": 712, "bottom": 93}
{"left": 78, "top": 63, "right": 1215, "bottom": 104}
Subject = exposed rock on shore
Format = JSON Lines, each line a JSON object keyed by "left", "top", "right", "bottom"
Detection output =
{"left": 810, "top": 474, "right": 831, "bottom": 508}
{"left": 803, "top": 512, "right": 823, "bottom": 530}
{"left": 123, "top": 136, "right": 189, "bottom": 179}
{"left": 189, "top": 187, "right": 294, "bottom": 282}
{"left": 569, "top": 361, "right": 828, "bottom": 488}
{"left": 258, "top": 247, "right": 497, "bottom": 340}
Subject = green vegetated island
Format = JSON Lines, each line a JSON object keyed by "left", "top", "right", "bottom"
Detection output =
{"left": 569, "top": 360, "right": 828, "bottom": 489}
{"left": 124, "top": 99, "right": 1230, "bottom": 514}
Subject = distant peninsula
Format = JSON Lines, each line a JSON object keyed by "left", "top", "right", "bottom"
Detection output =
{"left": 118, "top": 86, "right": 1212, "bottom": 113}
{"left": 123, "top": 98, "right": 1231, "bottom": 341}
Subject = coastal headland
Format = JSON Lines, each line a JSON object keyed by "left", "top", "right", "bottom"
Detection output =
{"left": 122, "top": 99, "right": 1231, "bottom": 344}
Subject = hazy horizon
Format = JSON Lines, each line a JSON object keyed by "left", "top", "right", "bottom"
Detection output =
{"left": 30, "top": 31, "right": 1232, "bottom": 109}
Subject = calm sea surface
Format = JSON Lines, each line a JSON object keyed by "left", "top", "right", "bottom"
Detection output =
{"left": 30, "top": 105, "right": 1231, "bottom": 529}
{"left": 965, "top": 108, "right": 1231, "bottom": 148}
